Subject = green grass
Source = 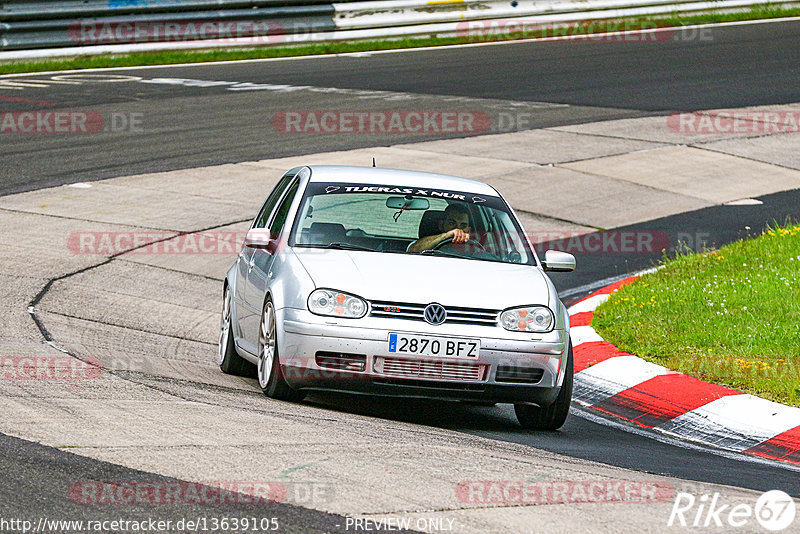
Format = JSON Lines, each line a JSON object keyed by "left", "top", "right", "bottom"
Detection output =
{"left": 1, "top": 5, "right": 799, "bottom": 74}
{"left": 593, "top": 224, "right": 800, "bottom": 406}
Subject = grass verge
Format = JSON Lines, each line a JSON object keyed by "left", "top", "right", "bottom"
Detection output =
{"left": 593, "top": 224, "right": 800, "bottom": 407}
{"left": 1, "top": 5, "right": 799, "bottom": 74}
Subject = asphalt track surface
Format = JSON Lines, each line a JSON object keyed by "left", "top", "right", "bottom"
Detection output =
{"left": 0, "top": 433, "right": 381, "bottom": 533}
{"left": 1, "top": 20, "right": 800, "bottom": 195}
{"left": 2, "top": 19, "right": 800, "bottom": 529}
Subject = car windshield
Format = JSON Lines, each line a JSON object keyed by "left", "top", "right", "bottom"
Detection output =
{"left": 289, "top": 182, "right": 536, "bottom": 265}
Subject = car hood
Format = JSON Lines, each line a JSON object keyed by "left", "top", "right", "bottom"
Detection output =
{"left": 292, "top": 249, "right": 550, "bottom": 309}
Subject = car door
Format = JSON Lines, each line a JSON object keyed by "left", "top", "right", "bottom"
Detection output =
{"left": 241, "top": 178, "right": 301, "bottom": 349}
{"left": 233, "top": 172, "right": 295, "bottom": 355}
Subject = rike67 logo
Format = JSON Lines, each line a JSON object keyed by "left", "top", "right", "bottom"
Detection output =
{"left": 668, "top": 490, "right": 796, "bottom": 531}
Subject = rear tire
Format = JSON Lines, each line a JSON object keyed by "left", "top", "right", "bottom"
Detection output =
{"left": 257, "top": 299, "right": 305, "bottom": 402}
{"left": 218, "top": 285, "right": 254, "bottom": 377}
{"left": 514, "top": 342, "right": 573, "bottom": 430}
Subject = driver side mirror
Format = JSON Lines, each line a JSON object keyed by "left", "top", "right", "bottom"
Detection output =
{"left": 243, "top": 229, "right": 277, "bottom": 253}
{"left": 542, "top": 250, "right": 576, "bottom": 272}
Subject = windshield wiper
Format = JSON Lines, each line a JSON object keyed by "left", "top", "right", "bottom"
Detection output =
{"left": 418, "top": 249, "right": 465, "bottom": 259}
{"left": 299, "top": 242, "right": 376, "bottom": 252}
{"left": 418, "top": 248, "right": 506, "bottom": 263}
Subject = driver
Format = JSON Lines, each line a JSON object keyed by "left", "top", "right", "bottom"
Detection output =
{"left": 408, "top": 204, "right": 471, "bottom": 253}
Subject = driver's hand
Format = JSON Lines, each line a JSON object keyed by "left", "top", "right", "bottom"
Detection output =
{"left": 446, "top": 229, "right": 469, "bottom": 244}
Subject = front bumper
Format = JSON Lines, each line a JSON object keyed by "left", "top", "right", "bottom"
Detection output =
{"left": 277, "top": 308, "right": 570, "bottom": 404}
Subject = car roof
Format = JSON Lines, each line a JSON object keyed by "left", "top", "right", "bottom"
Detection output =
{"left": 304, "top": 165, "right": 499, "bottom": 196}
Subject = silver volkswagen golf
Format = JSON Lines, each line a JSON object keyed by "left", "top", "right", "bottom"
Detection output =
{"left": 218, "top": 165, "right": 576, "bottom": 429}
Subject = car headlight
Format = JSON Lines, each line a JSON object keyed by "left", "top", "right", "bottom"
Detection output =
{"left": 308, "top": 289, "right": 367, "bottom": 319}
{"left": 499, "top": 306, "right": 554, "bottom": 332}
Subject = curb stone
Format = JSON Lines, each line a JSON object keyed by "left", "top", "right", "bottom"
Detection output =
{"left": 568, "top": 276, "right": 800, "bottom": 466}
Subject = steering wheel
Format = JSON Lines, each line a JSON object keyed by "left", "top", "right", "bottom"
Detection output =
{"left": 434, "top": 236, "right": 486, "bottom": 253}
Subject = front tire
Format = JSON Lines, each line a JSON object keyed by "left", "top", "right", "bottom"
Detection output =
{"left": 257, "top": 299, "right": 305, "bottom": 402}
{"left": 514, "top": 342, "right": 573, "bottom": 430}
{"left": 218, "top": 285, "right": 254, "bottom": 377}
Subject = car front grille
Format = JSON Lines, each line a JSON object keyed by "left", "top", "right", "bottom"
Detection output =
{"left": 371, "top": 379, "right": 486, "bottom": 391}
{"left": 374, "top": 356, "right": 486, "bottom": 382}
{"left": 495, "top": 365, "right": 545, "bottom": 384}
{"left": 369, "top": 301, "right": 498, "bottom": 327}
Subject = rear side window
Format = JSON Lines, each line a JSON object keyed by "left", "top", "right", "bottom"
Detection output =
{"left": 253, "top": 174, "right": 293, "bottom": 229}
{"left": 269, "top": 180, "right": 300, "bottom": 239}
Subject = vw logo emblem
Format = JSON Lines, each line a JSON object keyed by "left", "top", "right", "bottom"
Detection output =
{"left": 424, "top": 303, "right": 447, "bottom": 325}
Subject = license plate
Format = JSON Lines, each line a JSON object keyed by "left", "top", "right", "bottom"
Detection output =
{"left": 388, "top": 333, "right": 480, "bottom": 358}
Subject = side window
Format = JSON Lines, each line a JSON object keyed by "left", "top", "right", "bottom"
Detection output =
{"left": 269, "top": 180, "right": 300, "bottom": 239}
{"left": 253, "top": 174, "right": 293, "bottom": 229}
